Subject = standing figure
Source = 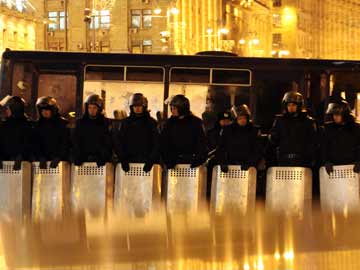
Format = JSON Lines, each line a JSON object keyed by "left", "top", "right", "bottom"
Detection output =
{"left": 216, "top": 105, "right": 261, "bottom": 172}
{"left": 270, "top": 92, "right": 317, "bottom": 167}
{"left": 114, "top": 93, "right": 159, "bottom": 172}
{"left": 32, "top": 96, "right": 70, "bottom": 169}
{"left": 0, "top": 96, "right": 32, "bottom": 170}
{"left": 161, "top": 95, "right": 208, "bottom": 168}
{"left": 321, "top": 101, "right": 360, "bottom": 174}
{"left": 72, "top": 94, "right": 112, "bottom": 167}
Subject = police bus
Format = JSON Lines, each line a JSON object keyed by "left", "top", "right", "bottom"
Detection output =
{"left": 1, "top": 49, "right": 360, "bottom": 132}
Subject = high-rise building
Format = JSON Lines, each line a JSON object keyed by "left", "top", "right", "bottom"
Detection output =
{"left": 0, "top": 0, "right": 44, "bottom": 58}
{"left": 44, "top": 0, "right": 222, "bottom": 54}
{"left": 223, "top": 0, "right": 272, "bottom": 57}
{"left": 224, "top": 0, "right": 360, "bottom": 60}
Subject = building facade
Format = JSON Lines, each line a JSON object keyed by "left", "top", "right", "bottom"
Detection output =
{"left": 44, "top": 0, "right": 222, "bottom": 54}
{"left": 223, "top": 0, "right": 360, "bottom": 60}
{"left": 0, "top": 0, "right": 44, "bottom": 58}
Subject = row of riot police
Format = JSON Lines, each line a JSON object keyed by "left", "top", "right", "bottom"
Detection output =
{"left": 0, "top": 91, "right": 360, "bottom": 176}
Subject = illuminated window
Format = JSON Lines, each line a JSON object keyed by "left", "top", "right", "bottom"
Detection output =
{"left": 15, "top": 0, "right": 24, "bottom": 12}
{"left": 48, "top": 12, "right": 58, "bottom": 31}
{"left": 90, "top": 10, "right": 110, "bottom": 29}
{"left": 143, "top": 10, "right": 152, "bottom": 28}
{"left": 131, "top": 40, "right": 141, "bottom": 53}
{"left": 143, "top": 40, "right": 152, "bottom": 53}
{"left": 48, "top": 11, "right": 67, "bottom": 31}
{"left": 131, "top": 10, "right": 141, "bottom": 28}
{"left": 272, "top": 33, "right": 282, "bottom": 46}
{"left": 273, "top": 14, "right": 282, "bottom": 27}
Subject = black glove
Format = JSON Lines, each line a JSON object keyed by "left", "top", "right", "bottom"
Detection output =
{"left": 354, "top": 162, "right": 360, "bottom": 173}
{"left": 190, "top": 157, "right": 204, "bottom": 168}
{"left": 143, "top": 162, "right": 153, "bottom": 173}
{"left": 74, "top": 159, "right": 83, "bottom": 166}
{"left": 241, "top": 163, "right": 250, "bottom": 171}
{"left": 166, "top": 160, "right": 177, "bottom": 169}
{"left": 0, "top": 161, "right": 3, "bottom": 170}
{"left": 325, "top": 162, "right": 334, "bottom": 175}
{"left": 121, "top": 162, "right": 130, "bottom": 172}
{"left": 50, "top": 158, "right": 61, "bottom": 169}
{"left": 220, "top": 164, "right": 229, "bottom": 173}
{"left": 96, "top": 160, "right": 106, "bottom": 167}
{"left": 13, "top": 159, "right": 22, "bottom": 171}
{"left": 39, "top": 159, "right": 48, "bottom": 170}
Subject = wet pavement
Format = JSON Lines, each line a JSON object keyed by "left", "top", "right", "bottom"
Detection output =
{"left": 1, "top": 202, "right": 360, "bottom": 270}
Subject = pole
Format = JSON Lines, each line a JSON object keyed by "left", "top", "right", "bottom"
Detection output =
{"left": 64, "top": 0, "right": 68, "bottom": 51}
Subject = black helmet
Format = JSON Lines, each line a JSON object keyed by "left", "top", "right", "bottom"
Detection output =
{"left": 217, "top": 110, "right": 232, "bottom": 121}
{"left": 36, "top": 96, "right": 59, "bottom": 117}
{"left": 231, "top": 104, "right": 251, "bottom": 119}
{"left": 326, "top": 101, "right": 351, "bottom": 117}
{"left": 84, "top": 94, "right": 104, "bottom": 111}
{"left": 1, "top": 95, "right": 25, "bottom": 118}
{"left": 169, "top": 95, "right": 190, "bottom": 116}
{"left": 129, "top": 93, "right": 147, "bottom": 108}
{"left": 282, "top": 91, "right": 304, "bottom": 112}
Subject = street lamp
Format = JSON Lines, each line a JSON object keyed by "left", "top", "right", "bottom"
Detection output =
{"left": 154, "top": 7, "right": 162, "bottom": 15}
{"left": 170, "top": 7, "right": 179, "bottom": 15}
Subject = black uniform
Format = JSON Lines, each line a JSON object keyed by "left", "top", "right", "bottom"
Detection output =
{"left": 161, "top": 95, "right": 208, "bottom": 168}
{"left": 217, "top": 122, "right": 260, "bottom": 168}
{"left": 72, "top": 95, "right": 112, "bottom": 166}
{"left": 0, "top": 96, "right": 32, "bottom": 170}
{"left": 115, "top": 93, "right": 160, "bottom": 172}
{"left": 321, "top": 101, "right": 360, "bottom": 173}
{"left": 207, "top": 111, "right": 232, "bottom": 153}
{"left": 32, "top": 96, "right": 70, "bottom": 168}
{"left": 270, "top": 92, "right": 317, "bottom": 167}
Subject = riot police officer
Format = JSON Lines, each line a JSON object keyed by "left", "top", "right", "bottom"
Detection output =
{"left": 0, "top": 96, "right": 32, "bottom": 170}
{"left": 32, "top": 96, "right": 70, "bottom": 169}
{"left": 270, "top": 91, "right": 317, "bottom": 167}
{"left": 207, "top": 110, "right": 232, "bottom": 153}
{"left": 72, "top": 94, "right": 112, "bottom": 167}
{"left": 161, "top": 95, "right": 208, "bottom": 168}
{"left": 114, "top": 93, "right": 159, "bottom": 172}
{"left": 321, "top": 101, "right": 360, "bottom": 174}
{"left": 217, "top": 105, "right": 261, "bottom": 172}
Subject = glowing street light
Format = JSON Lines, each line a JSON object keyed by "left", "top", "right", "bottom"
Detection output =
{"left": 252, "top": 38, "right": 260, "bottom": 45}
{"left": 154, "top": 7, "right": 162, "bottom": 15}
{"left": 206, "top": 28, "right": 213, "bottom": 34}
{"left": 170, "top": 7, "right": 179, "bottom": 15}
{"left": 239, "top": 38, "right": 246, "bottom": 45}
{"left": 219, "top": 28, "right": 229, "bottom": 34}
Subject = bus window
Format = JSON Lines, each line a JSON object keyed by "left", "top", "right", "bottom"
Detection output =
{"left": 169, "top": 68, "right": 251, "bottom": 131}
{"left": 37, "top": 74, "right": 77, "bottom": 118}
{"left": 330, "top": 71, "right": 360, "bottom": 121}
{"left": 85, "top": 65, "right": 124, "bottom": 81}
{"left": 12, "top": 62, "right": 33, "bottom": 104}
{"left": 126, "top": 67, "right": 164, "bottom": 82}
{"left": 211, "top": 68, "right": 252, "bottom": 86}
{"left": 251, "top": 71, "right": 304, "bottom": 132}
{"left": 83, "top": 66, "right": 165, "bottom": 119}
{"left": 170, "top": 68, "right": 210, "bottom": 84}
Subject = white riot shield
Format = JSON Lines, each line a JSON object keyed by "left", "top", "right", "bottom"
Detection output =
{"left": 114, "top": 163, "right": 161, "bottom": 217}
{"left": 70, "top": 163, "right": 114, "bottom": 216}
{"left": 266, "top": 167, "right": 312, "bottom": 216}
{"left": 166, "top": 165, "right": 207, "bottom": 213}
{"left": 320, "top": 165, "right": 360, "bottom": 213}
{"left": 0, "top": 161, "right": 31, "bottom": 222}
{"left": 210, "top": 165, "right": 256, "bottom": 214}
{"left": 32, "top": 162, "right": 71, "bottom": 221}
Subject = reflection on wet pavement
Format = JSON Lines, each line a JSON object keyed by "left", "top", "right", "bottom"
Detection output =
{"left": 1, "top": 203, "right": 360, "bottom": 270}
